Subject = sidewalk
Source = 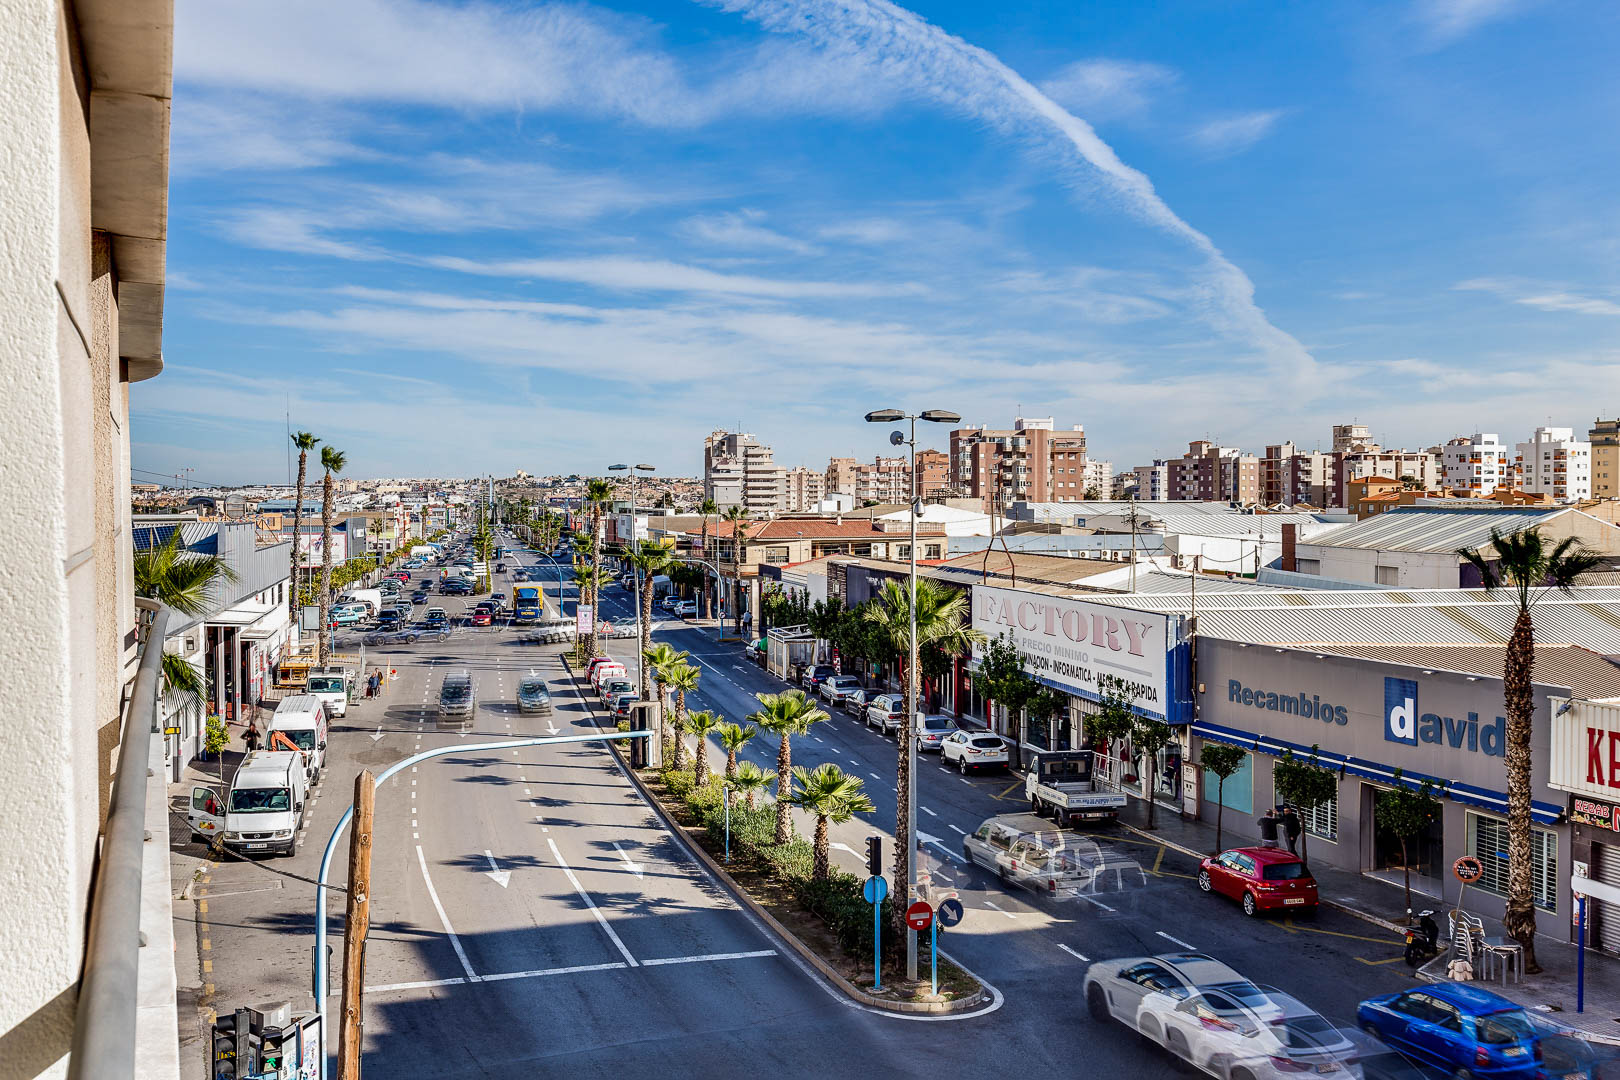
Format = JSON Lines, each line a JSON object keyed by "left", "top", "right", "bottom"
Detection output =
{"left": 1113, "top": 796, "right": 1620, "bottom": 1045}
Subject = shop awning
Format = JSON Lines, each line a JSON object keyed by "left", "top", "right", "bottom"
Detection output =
{"left": 1192, "top": 719, "right": 1564, "bottom": 825}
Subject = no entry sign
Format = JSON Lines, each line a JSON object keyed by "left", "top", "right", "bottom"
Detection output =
{"left": 905, "top": 901, "right": 934, "bottom": 931}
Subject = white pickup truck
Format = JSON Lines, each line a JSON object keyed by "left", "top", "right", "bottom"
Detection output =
{"left": 1024, "top": 750, "right": 1128, "bottom": 824}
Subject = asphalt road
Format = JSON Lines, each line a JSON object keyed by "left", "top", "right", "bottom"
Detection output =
{"left": 176, "top": 534, "right": 1425, "bottom": 1079}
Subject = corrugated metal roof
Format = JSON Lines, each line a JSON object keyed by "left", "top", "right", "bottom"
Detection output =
{"left": 1312, "top": 644, "right": 1620, "bottom": 698}
{"left": 1296, "top": 505, "right": 1566, "bottom": 554}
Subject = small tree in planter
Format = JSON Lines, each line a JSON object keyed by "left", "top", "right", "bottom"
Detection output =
{"left": 1272, "top": 744, "right": 1338, "bottom": 869}
{"left": 1130, "top": 714, "right": 1176, "bottom": 830}
{"left": 1087, "top": 675, "right": 1138, "bottom": 778}
{"left": 1197, "top": 743, "right": 1247, "bottom": 854}
{"left": 203, "top": 714, "right": 230, "bottom": 760}
{"left": 1375, "top": 768, "right": 1441, "bottom": 916}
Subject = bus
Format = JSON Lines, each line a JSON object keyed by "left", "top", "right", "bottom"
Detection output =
{"left": 512, "top": 585, "right": 543, "bottom": 625}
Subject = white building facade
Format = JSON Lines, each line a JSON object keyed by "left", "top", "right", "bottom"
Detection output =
{"left": 1517, "top": 426, "right": 1592, "bottom": 503}
{"left": 1443, "top": 433, "right": 1512, "bottom": 497}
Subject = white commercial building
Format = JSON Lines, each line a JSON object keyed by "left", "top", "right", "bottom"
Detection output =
{"left": 1517, "top": 426, "right": 1592, "bottom": 503}
{"left": 1443, "top": 432, "right": 1513, "bottom": 497}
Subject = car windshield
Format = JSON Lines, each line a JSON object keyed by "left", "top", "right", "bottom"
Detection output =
{"left": 306, "top": 677, "right": 342, "bottom": 693}
{"left": 1476, "top": 1010, "right": 1535, "bottom": 1044}
{"left": 442, "top": 684, "right": 470, "bottom": 702}
{"left": 519, "top": 681, "right": 546, "bottom": 695}
{"left": 1261, "top": 862, "right": 1307, "bottom": 881}
{"left": 230, "top": 787, "right": 290, "bottom": 813}
{"left": 276, "top": 729, "right": 316, "bottom": 750}
{"left": 923, "top": 718, "right": 953, "bottom": 731}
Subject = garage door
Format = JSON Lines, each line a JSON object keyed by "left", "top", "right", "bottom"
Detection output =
{"left": 1595, "top": 842, "right": 1620, "bottom": 954}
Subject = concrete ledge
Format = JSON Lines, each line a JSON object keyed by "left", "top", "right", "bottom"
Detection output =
{"left": 561, "top": 654, "right": 987, "bottom": 1017}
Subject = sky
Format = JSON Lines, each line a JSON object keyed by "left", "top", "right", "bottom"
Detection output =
{"left": 135, "top": 0, "right": 1620, "bottom": 486}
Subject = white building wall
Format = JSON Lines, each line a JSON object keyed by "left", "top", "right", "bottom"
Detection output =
{"left": 1295, "top": 544, "right": 1461, "bottom": 588}
{"left": 1517, "top": 427, "right": 1592, "bottom": 503}
{"left": 1443, "top": 433, "right": 1511, "bottom": 497}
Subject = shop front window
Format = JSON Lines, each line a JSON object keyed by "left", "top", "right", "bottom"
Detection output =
{"left": 1467, "top": 813, "right": 1556, "bottom": 912}
{"left": 1203, "top": 749, "right": 1253, "bottom": 815}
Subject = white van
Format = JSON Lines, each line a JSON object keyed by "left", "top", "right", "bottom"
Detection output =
{"left": 267, "top": 694, "right": 328, "bottom": 782}
{"left": 304, "top": 667, "right": 351, "bottom": 717}
{"left": 188, "top": 750, "right": 309, "bottom": 857}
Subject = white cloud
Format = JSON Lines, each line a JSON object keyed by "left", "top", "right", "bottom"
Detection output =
{"left": 1455, "top": 277, "right": 1620, "bottom": 316}
{"left": 421, "top": 253, "right": 922, "bottom": 299}
{"left": 679, "top": 209, "right": 819, "bottom": 254}
{"left": 1416, "top": 0, "right": 1530, "bottom": 42}
{"left": 1039, "top": 59, "right": 1177, "bottom": 120}
{"left": 1189, "top": 110, "right": 1287, "bottom": 155}
{"left": 171, "top": 94, "right": 377, "bottom": 172}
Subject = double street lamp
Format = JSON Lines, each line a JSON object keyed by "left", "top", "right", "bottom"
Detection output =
{"left": 863, "top": 406, "right": 959, "bottom": 982}
{"left": 609, "top": 464, "right": 656, "bottom": 701}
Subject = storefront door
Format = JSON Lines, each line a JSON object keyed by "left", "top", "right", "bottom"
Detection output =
{"left": 1367, "top": 780, "right": 1445, "bottom": 881}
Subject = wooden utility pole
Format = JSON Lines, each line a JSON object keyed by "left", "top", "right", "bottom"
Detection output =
{"left": 339, "top": 770, "right": 376, "bottom": 1080}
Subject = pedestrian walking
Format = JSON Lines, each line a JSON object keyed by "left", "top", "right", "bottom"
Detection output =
{"left": 243, "top": 724, "right": 261, "bottom": 753}
{"left": 1280, "top": 805, "right": 1302, "bottom": 855}
{"left": 1257, "top": 808, "right": 1280, "bottom": 849}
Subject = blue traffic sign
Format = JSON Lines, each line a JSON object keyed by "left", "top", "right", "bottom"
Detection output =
{"left": 937, "top": 897, "right": 965, "bottom": 927}
{"left": 862, "top": 875, "right": 888, "bottom": 905}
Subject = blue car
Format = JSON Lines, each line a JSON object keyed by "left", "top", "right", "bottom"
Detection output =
{"left": 1357, "top": 983, "right": 1541, "bottom": 1078}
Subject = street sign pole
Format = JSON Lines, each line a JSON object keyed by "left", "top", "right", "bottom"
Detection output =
{"left": 931, "top": 918, "right": 938, "bottom": 997}
{"left": 863, "top": 874, "right": 888, "bottom": 991}
{"left": 724, "top": 786, "right": 731, "bottom": 863}
{"left": 1579, "top": 894, "right": 1587, "bottom": 1013}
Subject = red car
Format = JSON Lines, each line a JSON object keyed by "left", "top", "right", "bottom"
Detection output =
{"left": 470, "top": 609, "right": 492, "bottom": 626}
{"left": 1197, "top": 847, "right": 1318, "bottom": 917}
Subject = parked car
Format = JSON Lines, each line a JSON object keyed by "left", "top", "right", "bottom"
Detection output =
{"left": 1141, "top": 984, "right": 1355, "bottom": 1078}
{"left": 1357, "top": 984, "right": 1543, "bottom": 1079}
{"left": 1198, "top": 848, "right": 1319, "bottom": 917}
{"left": 516, "top": 677, "right": 552, "bottom": 715}
{"left": 423, "top": 608, "right": 449, "bottom": 630}
{"left": 865, "top": 694, "right": 905, "bottom": 734}
{"left": 495, "top": 562, "right": 506, "bottom": 573}
{"left": 659, "top": 595, "right": 679, "bottom": 612}
{"left": 842, "top": 687, "right": 871, "bottom": 717}
{"left": 818, "top": 675, "right": 861, "bottom": 705}
{"left": 673, "top": 599, "right": 697, "bottom": 616}
{"left": 470, "top": 609, "right": 492, "bottom": 627}
{"left": 330, "top": 603, "right": 367, "bottom": 626}
{"left": 600, "top": 678, "right": 635, "bottom": 703}
{"left": 490, "top": 592, "right": 507, "bottom": 609}
{"left": 608, "top": 692, "right": 638, "bottom": 717}
{"left": 1084, "top": 952, "right": 1257, "bottom": 1027}
{"left": 800, "top": 664, "right": 837, "bottom": 692}
{"left": 941, "top": 731, "right": 1009, "bottom": 772}
{"left": 915, "top": 714, "right": 958, "bottom": 752}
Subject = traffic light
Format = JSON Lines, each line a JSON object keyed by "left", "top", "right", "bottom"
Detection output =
{"left": 865, "top": 835, "right": 883, "bottom": 877}
{"left": 211, "top": 1009, "right": 257, "bottom": 1080}
{"left": 258, "top": 1026, "right": 285, "bottom": 1074}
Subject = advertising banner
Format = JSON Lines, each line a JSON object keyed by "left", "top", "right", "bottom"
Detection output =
{"left": 576, "top": 605, "right": 594, "bottom": 637}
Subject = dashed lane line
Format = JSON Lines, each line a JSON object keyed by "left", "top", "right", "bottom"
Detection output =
{"left": 1156, "top": 931, "right": 1195, "bottom": 950}
{"left": 1057, "top": 944, "right": 1089, "bottom": 962}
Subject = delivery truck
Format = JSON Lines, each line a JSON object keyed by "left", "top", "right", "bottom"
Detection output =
{"left": 512, "top": 585, "right": 543, "bottom": 625}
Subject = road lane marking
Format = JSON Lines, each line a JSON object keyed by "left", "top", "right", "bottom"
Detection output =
{"left": 983, "top": 901, "right": 1017, "bottom": 920}
{"left": 868, "top": 772, "right": 881, "bottom": 781}
{"left": 1057, "top": 944, "right": 1089, "bottom": 962}
{"left": 945, "top": 823, "right": 965, "bottom": 835}
{"left": 920, "top": 806, "right": 937, "bottom": 816}
{"left": 1156, "top": 931, "right": 1195, "bottom": 950}
{"left": 1076, "top": 893, "right": 1117, "bottom": 913}
{"left": 415, "top": 845, "right": 480, "bottom": 982}
{"left": 641, "top": 949, "right": 777, "bottom": 967}
{"left": 547, "top": 838, "right": 638, "bottom": 967}
{"left": 479, "top": 960, "right": 629, "bottom": 983}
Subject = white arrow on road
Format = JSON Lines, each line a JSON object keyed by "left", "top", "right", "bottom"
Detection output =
{"left": 483, "top": 850, "right": 510, "bottom": 888}
{"left": 546, "top": 721, "right": 559, "bottom": 735}
{"left": 915, "top": 830, "right": 967, "bottom": 864}
{"left": 612, "top": 842, "right": 645, "bottom": 880}
{"left": 369, "top": 725, "right": 384, "bottom": 743}
{"left": 831, "top": 842, "right": 859, "bottom": 856}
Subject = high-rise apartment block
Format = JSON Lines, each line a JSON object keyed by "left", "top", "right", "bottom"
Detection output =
{"left": 1443, "top": 433, "right": 1512, "bottom": 497}
{"left": 1516, "top": 427, "right": 1591, "bottom": 503}
{"left": 784, "top": 466, "right": 826, "bottom": 512}
{"left": 1082, "top": 459, "right": 1114, "bottom": 499}
{"left": 1262, "top": 442, "right": 1334, "bottom": 507}
{"left": 916, "top": 449, "right": 949, "bottom": 498}
{"left": 1170, "top": 441, "right": 1260, "bottom": 503}
{"left": 1133, "top": 462, "right": 1170, "bottom": 502}
{"left": 947, "top": 417, "right": 1087, "bottom": 511}
{"left": 1590, "top": 419, "right": 1620, "bottom": 499}
{"left": 704, "top": 431, "right": 788, "bottom": 514}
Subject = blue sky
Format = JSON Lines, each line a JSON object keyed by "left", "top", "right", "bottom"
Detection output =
{"left": 135, "top": 0, "right": 1620, "bottom": 485}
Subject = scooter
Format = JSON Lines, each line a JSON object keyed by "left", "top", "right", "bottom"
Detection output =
{"left": 1403, "top": 909, "right": 1440, "bottom": 967}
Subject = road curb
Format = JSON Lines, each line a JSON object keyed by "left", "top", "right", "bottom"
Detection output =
{"left": 1118, "top": 821, "right": 1410, "bottom": 935}
{"left": 561, "top": 653, "right": 989, "bottom": 1017}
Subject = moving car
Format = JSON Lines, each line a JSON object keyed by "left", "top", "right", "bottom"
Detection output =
{"left": 516, "top": 676, "right": 552, "bottom": 715}
{"left": 470, "top": 609, "right": 493, "bottom": 627}
{"left": 441, "top": 580, "right": 473, "bottom": 596}
{"left": 673, "top": 599, "right": 697, "bottom": 616}
{"left": 411, "top": 590, "right": 429, "bottom": 604}
{"left": 437, "top": 671, "right": 474, "bottom": 731}
{"left": 1083, "top": 952, "right": 1256, "bottom": 1027}
{"left": 915, "top": 714, "right": 958, "bottom": 752}
{"left": 1140, "top": 984, "right": 1355, "bottom": 1078}
{"left": 423, "top": 608, "right": 449, "bottom": 630}
{"left": 865, "top": 694, "right": 905, "bottom": 735}
{"left": 304, "top": 668, "right": 351, "bottom": 718}
{"left": 818, "top": 675, "right": 861, "bottom": 705}
{"left": 1198, "top": 848, "right": 1319, "bottom": 916}
{"left": 964, "top": 814, "right": 1105, "bottom": 894}
{"left": 941, "top": 731, "right": 1009, "bottom": 772}
{"left": 1357, "top": 985, "right": 1543, "bottom": 1079}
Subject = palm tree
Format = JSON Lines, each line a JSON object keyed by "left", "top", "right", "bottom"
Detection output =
{"left": 643, "top": 641, "right": 688, "bottom": 744}
{"left": 134, "top": 525, "right": 239, "bottom": 616}
{"left": 1458, "top": 525, "right": 1600, "bottom": 972}
{"left": 663, "top": 662, "right": 701, "bottom": 770}
{"left": 732, "top": 760, "right": 774, "bottom": 810}
{"left": 583, "top": 478, "right": 614, "bottom": 657}
{"left": 747, "top": 690, "right": 829, "bottom": 844}
{"left": 863, "top": 577, "right": 985, "bottom": 932}
{"left": 787, "top": 764, "right": 876, "bottom": 879}
{"left": 629, "top": 539, "right": 676, "bottom": 700}
{"left": 698, "top": 497, "right": 719, "bottom": 618}
{"left": 316, "top": 446, "right": 346, "bottom": 665}
{"left": 288, "top": 431, "right": 320, "bottom": 612}
{"left": 688, "top": 709, "right": 723, "bottom": 786}
{"left": 722, "top": 505, "right": 751, "bottom": 634}
{"left": 717, "top": 721, "right": 757, "bottom": 782}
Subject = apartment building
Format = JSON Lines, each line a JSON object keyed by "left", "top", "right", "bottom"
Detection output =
{"left": 1132, "top": 461, "right": 1170, "bottom": 502}
{"left": 916, "top": 448, "right": 949, "bottom": 498}
{"left": 785, "top": 465, "right": 826, "bottom": 513}
{"left": 1082, "top": 459, "right": 1114, "bottom": 499}
{"left": 1443, "top": 433, "right": 1513, "bottom": 497}
{"left": 825, "top": 456, "right": 858, "bottom": 497}
{"left": 1590, "top": 419, "right": 1619, "bottom": 499}
{"left": 948, "top": 417, "right": 1087, "bottom": 511}
{"left": 2, "top": 1, "right": 178, "bottom": 1072}
{"left": 1261, "top": 442, "right": 1334, "bottom": 507}
{"left": 1169, "top": 441, "right": 1260, "bottom": 503}
{"left": 703, "top": 431, "right": 788, "bottom": 514}
{"left": 1517, "top": 426, "right": 1592, "bottom": 503}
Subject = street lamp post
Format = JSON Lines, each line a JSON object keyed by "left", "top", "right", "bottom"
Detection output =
{"left": 609, "top": 463, "right": 657, "bottom": 702}
{"left": 863, "top": 406, "right": 959, "bottom": 983}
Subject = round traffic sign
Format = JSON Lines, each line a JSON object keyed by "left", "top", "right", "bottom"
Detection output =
{"left": 936, "top": 897, "right": 965, "bottom": 928}
{"left": 1453, "top": 856, "right": 1484, "bottom": 884}
{"left": 905, "top": 901, "right": 934, "bottom": 931}
{"left": 862, "top": 875, "right": 889, "bottom": 905}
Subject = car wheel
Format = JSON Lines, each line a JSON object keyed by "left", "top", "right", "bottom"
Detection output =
{"left": 1137, "top": 1016, "right": 1161, "bottom": 1045}
{"left": 996, "top": 864, "right": 1008, "bottom": 883}
{"left": 1197, "top": 870, "right": 1213, "bottom": 893}
{"left": 958, "top": 757, "right": 969, "bottom": 775}
{"left": 1086, "top": 983, "right": 1109, "bottom": 1022}
{"left": 1231, "top": 1070, "right": 1258, "bottom": 1080}
{"left": 1241, "top": 891, "right": 1258, "bottom": 917}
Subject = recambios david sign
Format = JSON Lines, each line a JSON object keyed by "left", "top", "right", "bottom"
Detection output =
{"left": 1383, "top": 676, "right": 1505, "bottom": 756}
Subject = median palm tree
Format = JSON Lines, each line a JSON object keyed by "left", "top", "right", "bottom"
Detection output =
{"left": 663, "top": 662, "right": 701, "bottom": 770}
{"left": 288, "top": 431, "right": 320, "bottom": 612}
{"left": 629, "top": 538, "right": 676, "bottom": 700}
{"left": 717, "top": 721, "right": 757, "bottom": 783}
{"left": 584, "top": 478, "right": 614, "bottom": 657}
{"left": 317, "top": 446, "right": 347, "bottom": 665}
{"left": 1458, "top": 525, "right": 1601, "bottom": 973}
{"left": 698, "top": 497, "right": 719, "bottom": 618}
{"left": 688, "top": 709, "right": 723, "bottom": 786}
{"left": 788, "top": 764, "right": 876, "bottom": 880}
{"left": 733, "top": 760, "right": 774, "bottom": 810}
{"left": 571, "top": 560, "right": 613, "bottom": 653}
{"left": 721, "top": 505, "right": 751, "bottom": 634}
{"left": 644, "top": 642, "right": 689, "bottom": 743}
{"left": 864, "top": 577, "right": 985, "bottom": 931}
{"left": 747, "top": 690, "right": 829, "bottom": 844}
